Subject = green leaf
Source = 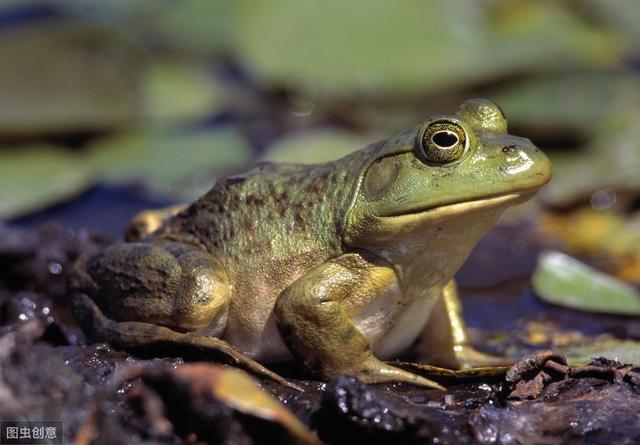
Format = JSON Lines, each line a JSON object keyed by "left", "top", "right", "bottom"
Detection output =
{"left": 0, "top": 126, "right": 250, "bottom": 217}
{"left": 51, "top": 0, "right": 233, "bottom": 56}
{"left": 532, "top": 250, "right": 640, "bottom": 315}
{"left": 232, "top": 0, "right": 621, "bottom": 96}
{"left": 537, "top": 88, "right": 640, "bottom": 205}
{"left": 582, "top": 0, "right": 640, "bottom": 53}
{"left": 490, "top": 72, "right": 640, "bottom": 133}
{"left": 138, "top": 0, "right": 233, "bottom": 55}
{"left": 563, "top": 338, "right": 640, "bottom": 366}
{"left": 0, "top": 20, "right": 141, "bottom": 137}
{"left": 261, "top": 129, "right": 368, "bottom": 164}
{"left": 88, "top": 127, "right": 252, "bottom": 198}
{"left": 0, "top": 145, "right": 93, "bottom": 217}
{"left": 142, "top": 62, "right": 221, "bottom": 128}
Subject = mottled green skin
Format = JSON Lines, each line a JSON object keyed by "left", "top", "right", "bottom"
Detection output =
{"left": 155, "top": 155, "right": 376, "bottom": 358}
{"left": 72, "top": 99, "right": 552, "bottom": 388}
{"left": 163, "top": 159, "right": 366, "bottom": 284}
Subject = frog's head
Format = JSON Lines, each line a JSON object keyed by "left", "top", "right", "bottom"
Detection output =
{"left": 343, "top": 98, "right": 552, "bottom": 283}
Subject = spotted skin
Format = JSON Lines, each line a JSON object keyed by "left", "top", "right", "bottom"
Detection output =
{"left": 72, "top": 99, "right": 551, "bottom": 390}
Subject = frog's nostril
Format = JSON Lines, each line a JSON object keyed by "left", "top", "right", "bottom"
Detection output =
{"left": 502, "top": 144, "right": 517, "bottom": 153}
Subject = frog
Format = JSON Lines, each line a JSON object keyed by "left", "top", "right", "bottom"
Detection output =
{"left": 72, "top": 98, "right": 551, "bottom": 391}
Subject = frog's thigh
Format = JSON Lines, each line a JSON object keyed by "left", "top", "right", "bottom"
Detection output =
{"left": 82, "top": 241, "right": 230, "bottom": 333}
{"left": 72, "top": 293, "right": 299, "bottom": 389}
{"left": 418, "top": 280, "right": 511, "bottom": 369}
{"left": 274, "top": 255, "right": 444, "bottom": 389}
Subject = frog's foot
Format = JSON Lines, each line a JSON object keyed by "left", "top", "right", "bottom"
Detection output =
{"left": 124, "top": 204, "right": 187, "bottom": 241}
{"left": 418, "top": 280, "right": 514, "bottom": 370}
{"left": 73, "top": 293, "right": 303, "bottom": 391}
{"left": 359, "top": 357, "right": 446, "bottom": 390}
{"left": 453, "top": 345, "right": 514, "bottom": 369}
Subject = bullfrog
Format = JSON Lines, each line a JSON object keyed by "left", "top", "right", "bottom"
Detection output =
{"left": 72, "top": 99, "right": 551, "bottom": 390}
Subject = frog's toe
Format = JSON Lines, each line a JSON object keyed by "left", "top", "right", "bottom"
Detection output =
{"left": 454, "top": 346, "right": 513, "bottom": 369}
{"left": 358, "top": 357, "right": 446, "bottom": 391}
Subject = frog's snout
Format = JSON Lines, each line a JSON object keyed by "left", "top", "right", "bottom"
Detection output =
{"left": 497, "top": 138, "right": 552, "bottom": 189}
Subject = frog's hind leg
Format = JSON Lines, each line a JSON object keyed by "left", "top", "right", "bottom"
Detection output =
{"left": 124, "top": 204, "right": 187, "bottom": 241}
{"left": 73, "top": 241, "right": 230, "bottom": 332}
{"left": 73, "top": 293, "right": 300, "bottom": 389}
{"left": 275, "top": 256, "right": 446, "bottom": 390}
{"left": 72, "top": 241, "right": 301, "bottom": 390}
{"left": 416, "top": 280, "right": 513, "bottom": 369}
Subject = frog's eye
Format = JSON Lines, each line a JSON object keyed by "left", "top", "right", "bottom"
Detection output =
{"left": 418, "top": 121, "right": 468, "bottom": 164}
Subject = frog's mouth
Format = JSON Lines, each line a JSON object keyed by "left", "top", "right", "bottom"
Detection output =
{"left": 380, "top": 190, "right": 537, "bottom": 220}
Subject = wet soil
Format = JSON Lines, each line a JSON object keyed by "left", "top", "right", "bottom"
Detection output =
{"left": 1, "top": 221, "right": 640, "bottom": 444}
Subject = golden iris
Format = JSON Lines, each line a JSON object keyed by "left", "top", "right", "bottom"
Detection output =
{"left": 419, "top": 121, "right": 467, "bottom": 163}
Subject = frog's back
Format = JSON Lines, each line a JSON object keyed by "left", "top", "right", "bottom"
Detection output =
{"left": 158, "top": 159, "right": 372, "bottom": 296}
{"left": 156, "top": 150, "right": 379, "bottom": 359}
{"left": 161, "top": 162, "right": 344, "bottom": 262}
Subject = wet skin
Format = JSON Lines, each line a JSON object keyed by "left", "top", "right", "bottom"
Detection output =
{"left": 72, "top": 99, "right": 552, "bottom": 390}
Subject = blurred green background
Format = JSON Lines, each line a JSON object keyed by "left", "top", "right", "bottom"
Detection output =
{"left": 1, "top": 0, "right": 639, "bottom": 248}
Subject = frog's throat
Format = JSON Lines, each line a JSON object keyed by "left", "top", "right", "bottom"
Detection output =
{"left": 378, "top": 190, "right": 536, "bottom": 222}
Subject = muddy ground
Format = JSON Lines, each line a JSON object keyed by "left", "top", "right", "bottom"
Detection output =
{"left": 2, "top": 207, "right": 640, "bottom": 445}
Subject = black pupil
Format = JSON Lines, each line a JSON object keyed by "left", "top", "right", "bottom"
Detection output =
{"left": 432, "top": 131, "right": 458, "bottom": 148}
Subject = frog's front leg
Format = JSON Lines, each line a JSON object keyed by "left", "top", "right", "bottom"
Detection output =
{"left": 417, "top": 280, "right": 513, "bottom": 369}
{"left": 274, "top": 255, "right": 445, "bottom": 390}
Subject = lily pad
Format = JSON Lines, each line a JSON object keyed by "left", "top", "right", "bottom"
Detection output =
{"left": 0, "top": 20, "right": 141, "bottom": 138}
{"left": 54, "top": 0, "right": 233, "bottom": 56}
{"left": 232, "top": 0, "right": 620, "bottom": 96}
{"left": 490, "top": 72, "right": 640, "bottom": 134}
{"left": 0, "top": 145, "right": 93, "bottom": 217}
{"left": 539, "top": 92, "right": 640, "bottom": 205}
{"left": 563, "top": 338, "right": 640, "bottom": 366}
{"left": 135, "top": 0, "right": 233, "bottom": 56}
{"left": 532, "top": 250, "right": 640, "bottom": 315}
{"left": 142, "top": 61, "right": 221, "bottom": 128}
{"left": 0, "top": 127, "right": 249, "bottom": 218}
{"left": 261, "top": 129, "right": 369, "bottom": 164}
{"left": 88, "top": 126, "right": 251, "bottom": 198}
{"left": 582, "top": 0, "right": 640, "bottom": 53}
{"left": 538, "top": 208, "right": 640, "bottom": 284}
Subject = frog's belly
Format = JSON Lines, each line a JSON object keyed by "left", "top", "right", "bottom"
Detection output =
{"left": 351, "top": 284, "right": 441, "bottom": 360}
{"left": 223, "top": 295, "right": 293, "bottom": 363}
{"left": 223, "top": 283, "right": 442, "bottom": 364}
